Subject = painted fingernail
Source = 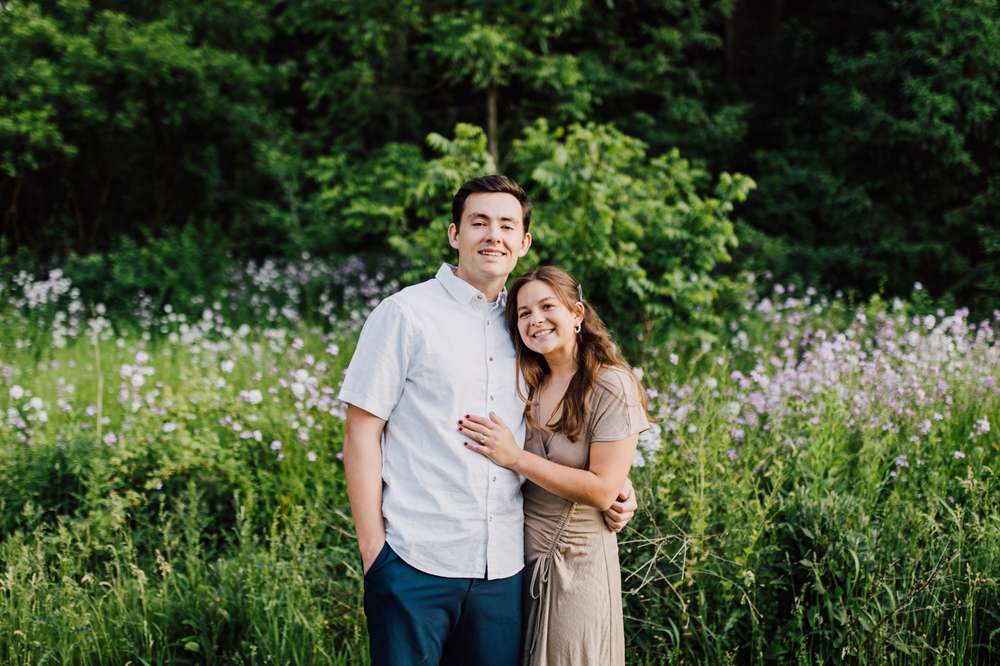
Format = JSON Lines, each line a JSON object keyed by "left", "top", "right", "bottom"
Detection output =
{"left": 465, "top": 414, "right": 470, "bottom": 418}
{"left": 458, "top": 426, "right": 463, "bottom": 431}
{"left": 458, "top": 420, "right": 463, "bottom": 424}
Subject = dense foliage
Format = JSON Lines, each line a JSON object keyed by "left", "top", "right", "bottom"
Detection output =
{"left": 1, "top": 267, "right": 998, "bottom": 664}
{"left": 734, "top": 0, "right": 1000, "bottom": 310}
{"left": 391, "top": 122, "right": 754, "bottom": 350}
{"left": 4, "top": 0, "right": 999, "bottom": 319}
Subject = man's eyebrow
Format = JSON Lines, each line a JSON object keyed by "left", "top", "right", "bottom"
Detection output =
{"left": 466, "top": 211, "right": 519, "bottom": 223}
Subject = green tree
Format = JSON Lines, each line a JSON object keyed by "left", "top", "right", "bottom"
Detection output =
{"left": 394, "top": 122, "right": 753, "bottom": 355}
{"left": 733, "top": 0, "right": 1000, "bottom": 311}
{"left": 516, "top": 120, "right": 753, "bottom": 351}
{"left": 0, "top": 0, "right": 280, "bottom": 256}
{"left": 387, "top": 124, "right": 496, "bottom": 281}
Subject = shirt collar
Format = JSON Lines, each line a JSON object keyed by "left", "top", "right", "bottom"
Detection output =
{"left": 435, "top": 263, "right": 508, "bottom": 307}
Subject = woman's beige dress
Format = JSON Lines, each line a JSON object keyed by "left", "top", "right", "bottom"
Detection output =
{"left": 522, "top": 367, "right": 649, "bottom": 666}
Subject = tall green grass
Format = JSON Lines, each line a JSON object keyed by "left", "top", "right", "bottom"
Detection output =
{"left": 1, "top": 274, "right": 998, "bottom": 664}
{"left": 1, "top": 325, "right": 368, "bottom": 664}
{"left": 620, "top": 291, "right": 1000, "bottom": 664}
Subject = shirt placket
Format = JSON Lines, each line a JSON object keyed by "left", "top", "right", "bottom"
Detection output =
{"left": 484, "top": 297, "right": 502, "bottom": 577}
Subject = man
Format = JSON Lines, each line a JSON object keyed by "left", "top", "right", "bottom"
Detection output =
{"left": 340, "top": 175, "right": 637, "bottom": 666}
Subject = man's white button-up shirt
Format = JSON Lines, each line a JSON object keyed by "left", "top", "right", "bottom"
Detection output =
{"left": 339, "top": 264, "right": 526, "bottom": 580}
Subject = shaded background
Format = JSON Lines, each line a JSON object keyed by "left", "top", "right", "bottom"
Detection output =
{"left": 3, "top": 0, "right": 999, "bottom": 320}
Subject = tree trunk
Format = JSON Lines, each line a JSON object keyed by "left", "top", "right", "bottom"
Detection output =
{"left": 88, "top": 166, "right": 115, "bottom": 254}
{"left": 66, "top": 173, "right": 86, "bottom": 253}
{"left": 153, "top": 141, "right": 184, "bottom": 236}
{"left": 0, "top": 176, "right": 10, "bottom": 244}
{"left": 768, "top": 0, "right": 785, "bottom": 50}
{"left": 7, "top": 178, "right": 24, "bottom": 247}
{"left": 487, "top": 80, "right": 499, "bottom": 171}
{"left": 724, "top": 14, "right": 738, "bottom": 79}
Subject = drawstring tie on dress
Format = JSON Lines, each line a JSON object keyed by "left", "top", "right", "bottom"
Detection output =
{"left": 527, "top": 501, "right": 575, "bottom": 656}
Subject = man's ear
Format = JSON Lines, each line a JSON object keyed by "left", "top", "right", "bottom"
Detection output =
{"left": 448, "top": 223, "right": 460, "bottom": 249}
{"left": 518, "top": 232, "right": 532, "bottom": 257}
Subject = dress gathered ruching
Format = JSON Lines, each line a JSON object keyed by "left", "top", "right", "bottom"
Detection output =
{"left": 521, "top": 367, "right": 649, "bottom": 666}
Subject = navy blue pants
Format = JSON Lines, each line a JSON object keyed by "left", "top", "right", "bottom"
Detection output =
{"left": 363, "top": 543, "right": 522, "bottom": 666}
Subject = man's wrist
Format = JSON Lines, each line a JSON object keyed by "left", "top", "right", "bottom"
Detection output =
{"left": 359, "top": 532, "right": 387, "bottom": 569}
{"left": 359, "top": 530, "right": 386, "bottom": 551}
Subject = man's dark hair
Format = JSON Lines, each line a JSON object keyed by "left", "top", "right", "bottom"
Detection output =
{"left": 452, "top": 175, "right": 533, "bottom": 234}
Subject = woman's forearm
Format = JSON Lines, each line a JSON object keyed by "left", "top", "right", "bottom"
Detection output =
{"left": 457, "top": 413, "right": 639, "bottom": 512}
{"left": 511, "top": 450, "right": 623, "bottom": 511}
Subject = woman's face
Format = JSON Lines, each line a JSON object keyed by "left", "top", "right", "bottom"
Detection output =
{"left": 516, "top": 280, "right": 583, "bottom": 360}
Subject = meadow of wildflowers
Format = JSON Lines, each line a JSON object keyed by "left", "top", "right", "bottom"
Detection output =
{"left": 0, "top": 257, "right": 396, "bottom": 665}
{"left": 1, "top": 264, "right": 997, "bottom": 665}
{"left": 621, "top": 281, "right": 1000, "bottom": 664}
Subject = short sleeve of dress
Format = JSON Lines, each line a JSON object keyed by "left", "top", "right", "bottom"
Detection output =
{"left": 589, "top": 367, "right": 650, "bottom": 442}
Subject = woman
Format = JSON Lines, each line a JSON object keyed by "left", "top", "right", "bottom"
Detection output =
{"left": 458, "top": 266, "right": 648, "bottom": 666}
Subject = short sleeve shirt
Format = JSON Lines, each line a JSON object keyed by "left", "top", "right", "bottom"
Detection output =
{"left": 339, "top": 264, "right": 526, "bottom": 580}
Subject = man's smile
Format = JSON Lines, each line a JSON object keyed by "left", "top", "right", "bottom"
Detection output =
{"left": 479, "top": 249, "right": 505, "bottom": 257}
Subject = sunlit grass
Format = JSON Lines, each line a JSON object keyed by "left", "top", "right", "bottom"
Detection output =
{"left": 1, "top": 267, "right": 998, "bottom": 664}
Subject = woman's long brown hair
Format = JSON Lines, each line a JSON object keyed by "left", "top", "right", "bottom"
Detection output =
{"left": 505, "top": 266, "right": 647, "bottom": 442}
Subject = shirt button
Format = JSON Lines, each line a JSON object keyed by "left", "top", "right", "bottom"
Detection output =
{"left": 489, "top": 356, "right": 493, "bottom": 361}
{"left": 489, "top": 396, "right": 494, "bottom": 401}
{"left": 477, "top": 295, "right": 483, "bottom": 300}
{"left": 492, "top": 476, "right": 497, "bottom": 482}
{"left": 489, "top": 516, "right": 493, "bottom": 522}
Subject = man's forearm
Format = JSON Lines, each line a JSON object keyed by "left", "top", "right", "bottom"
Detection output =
{"left": 345, "top": 440, "right": 385, "bottom": 547}
{"left": 344, "top": 406, "right": 388, "bottom": 570}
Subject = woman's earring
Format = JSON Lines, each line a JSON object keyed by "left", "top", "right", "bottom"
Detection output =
{"left": 574, "top": 322, "right": 582, "bottom": 334}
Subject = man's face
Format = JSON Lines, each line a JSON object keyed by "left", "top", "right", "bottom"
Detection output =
{"left": 449, "top": 192, "right": 531, "bottom": 285}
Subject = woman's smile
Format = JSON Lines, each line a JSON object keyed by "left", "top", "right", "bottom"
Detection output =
{"left": 516, "top": 280, "right": 583, "bottom": 360}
